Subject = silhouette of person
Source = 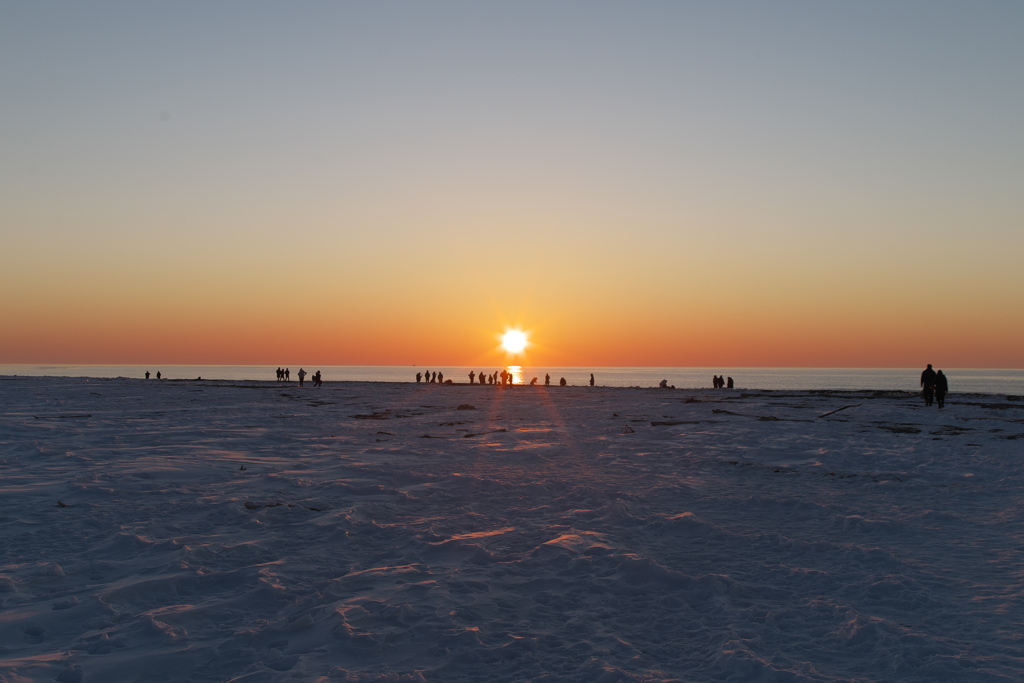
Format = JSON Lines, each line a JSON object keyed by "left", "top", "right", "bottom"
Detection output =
{"left": 935, "top": 370, "right": 949, "bottom": 409}
{"left": 469, "top": 371, "right": 476, "bottom": 384}
{"left": 589, "top": 373, "right": 595, "bottom": 387}
{"left": 438, "top": 372, "right": 444, "bottom": 384}
{"left": 545, "top": 373, "right": 550, "bottom": 386}
{"left": 530, "top": 377, "right": 538, "bottom": 385}
{"left": 727, "top": 377, "right": 734, "bottom": 389}
{"left": 298, "top": 368, "right": 306, "bottom": 386}
{"left": 500, "top": 369, "right": 508, "bottom": 386}
{"left": 285, "top": 368, "right": 290, "bottom": 381}
{"left": 416, "top": 372, "right": 422, "bottom": 383}
{"left": 559, "top": 377, "right": 567, "bottom": 386}
{"left": 315, "top": 371, "right": 322, "bottom": 386}
{"left": 145, "top": 371, "right": 150, "bottom": 379}
{"left": 921, "top": 364, "right": 937, "bottom": 406}
{"left": 659, "top": 379, "right": 669, "bottom": 388}
{"left": 156, "top": 371, "right": 161, "bottom": 380}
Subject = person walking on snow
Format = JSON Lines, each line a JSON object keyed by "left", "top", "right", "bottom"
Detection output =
{"left": 935, "top": 370, "right": 949, "bottom": 409}
{"left": 921, "top": 364, "right": 937, "bottom": 406}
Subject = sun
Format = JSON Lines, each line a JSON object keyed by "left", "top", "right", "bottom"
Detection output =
{"left": 501, "top": 330, "right": 528, "bottom": 354}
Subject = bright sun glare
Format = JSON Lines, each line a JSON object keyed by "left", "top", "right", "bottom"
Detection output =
{"left": 501, "top": 330, "right": 528, "bottom": 354}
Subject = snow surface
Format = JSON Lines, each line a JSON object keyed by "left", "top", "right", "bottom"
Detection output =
{"left": 1, "top": 377, "right": 1022, "bottom": 682}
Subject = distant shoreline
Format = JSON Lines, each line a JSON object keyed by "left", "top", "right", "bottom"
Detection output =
{"left": 2, "top": 374, "right": 1021, "bottom": 400}
{"left": 3, "top": 365, "right": 1023, "bottom": 394}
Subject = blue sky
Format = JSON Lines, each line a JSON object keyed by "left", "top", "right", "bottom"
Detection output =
{"left": 2, "top": 1, "right": 1022, "bottom": 366}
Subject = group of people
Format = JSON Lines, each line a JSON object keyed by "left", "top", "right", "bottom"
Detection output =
{"left": 920, "top": 364, "right": 949, "bottom": 408}
{"left": 470, "top": 370, "right": 510, "bottom": 385}
{"left": 276, "top": 367, "right": 322, "bottom": 387}
{"left": 656, "top": 376, "right": 734, "bottom": 389}
{"left": 144, "top": 371, "right": 161, "bottom": 380}
{"left": 415, "top": 370, "right": 579, "bottom": 387}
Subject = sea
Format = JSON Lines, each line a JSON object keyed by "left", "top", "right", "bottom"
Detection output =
{"left": 2, "top": 365, "right": 1022, "bottom": 395}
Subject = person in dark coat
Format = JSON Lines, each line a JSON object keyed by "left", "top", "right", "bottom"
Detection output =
{"left": 935, "top": 370, "right": 949, "bottom": 409}
{"left": 921, "top": 364, "right": 937, "bottom": 406}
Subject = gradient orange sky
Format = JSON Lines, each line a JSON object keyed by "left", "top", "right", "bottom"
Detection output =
{"left": 2, "top": 2, "right": 1022, "bottom": 368}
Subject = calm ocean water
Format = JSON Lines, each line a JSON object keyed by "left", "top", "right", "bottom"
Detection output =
{"left": 2, "top": 365, "right": 1022, "bottom": 395}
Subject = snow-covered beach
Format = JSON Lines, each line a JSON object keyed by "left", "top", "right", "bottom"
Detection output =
{"left": 2, "top": 377, "right": 1022, "bottom": 682}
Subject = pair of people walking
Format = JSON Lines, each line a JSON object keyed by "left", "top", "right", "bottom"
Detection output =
{"left": 920, "top": 364, "right": 949, "bottom": 408}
